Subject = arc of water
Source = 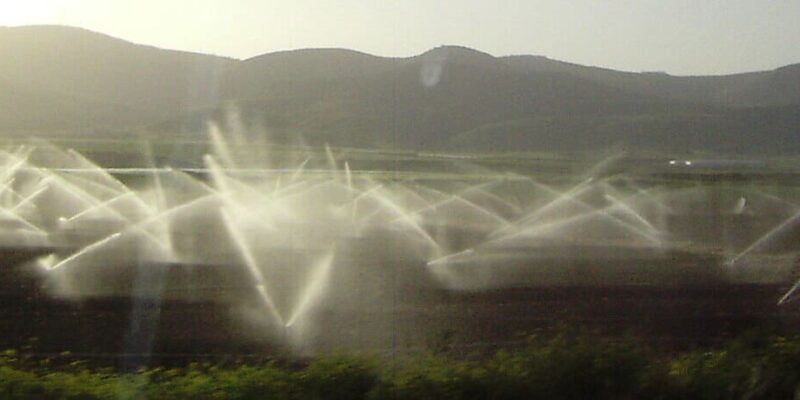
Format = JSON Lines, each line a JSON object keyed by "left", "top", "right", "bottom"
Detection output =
{"left": 0, "top": 205, "right": 47, "bottom": 234}
{"left": 46, "top": 232, "right": 123, "bottom": 270}
{"left": 344, "top": 161, "right": 353, "bottom": 192}
{"left": 487, "top": 202, "right": 663, "bottom": 247}
{"left": 285, "top": 250, "right": 335, "bottom": 328}
{"left": 494, "top": 177, "right": 597, "bottom": 235}
{"left": 454, "top": 181, "right": 523, "bottom": 215}
{"left": 739, "top": 188, "right": 800, "bottom": 212}
{"left": 221, "top": 209, "right": 285, "bottom": 326}
{"left": 65, "top": 149, "right": 134, "bottom": 193}
{"left": 0, "top": 146, "right": 33, "bottom": 184}
{"left": 63, "top": 192, "right": 140, "bottom": 223}
{"left": 599, "top": 181, "right": 665, "bottom": 222}
{"left": 167, "top": 167, "right": 216, "bottom": 194}
{"left": 729, "top": 208, "right": 800, "bottom": 265}
{"left": 272, "top": 179, "right": 358, "bottom": 202}
{"left": 581, "top": 151, "right": 625, "bottom": 180}
{"left": 403, "top": 183, "right": 456, "bottom": 205}
{"left": 324, "top": 144, "right": 338, "bottom": 175}
{"left": 47, "top": 212, "right": 178, "bottom": 270}
{"left": 289, "top": 157, "right": 311, "bottom": 183}
{"left": 272, "top": 173, "right": 282, "bottom": 193}
{"left": 19, "top": 142, "right": 131, "bottom": 201}
{"left": 616, "top": 177, "right": 674, "bottom": 214}
{"left": 142, "top": 141, "right": 175, "bottom": 252}
{"left": 427, "top": 248, "right": 475, "bottom": 266}
{"left": 385, "top": 184, "right": 440, "bottom": 212}
{"left": 22, "top": 163, "right": 152, "bottom": 222}
{"left": 494, "top": 177, "right": 663, "bottom": 244}
{"left": 52, "top": 181, "right": 168, "bottom": 253}
{"left": 395, "top": 193, "right": 511, "bottom": 230}
{"left": 252, "top": 178, "right": 362, "bottom": 222}
{"left": 271, "top": 176, "right": 321, "bottom": 197}
{"left": 208, "top": 123, "right": 237, "bottom": 169}
{"left": 49, "top": 182, "right": 166, "bottom": 246}
{"left": 403, "top": 182, "right": 512, "bottom": 224}
{"left": 110, "top": 193, "right": 220, "bottom": 239}
{"left": 487, "top": 179, "right": 593, "bottom": 239}
{"left": 0, "top": 178, "right": 28, "bottom": 206}
{"left": 205, "top": 155, "right": 280, "bottom": 206}
{"left": 778, "top": 279, "right": 800, "bottom": 305}
{"left": 334, "top": 182, "right": 385, "bottom": 228}
{"left": 486, "top": 209, "right": 600, "bottom": 244}
{"left": 361, "top": 186, "right": 441, "bottom": 252}
{"left": 601, "top": 201, "right": 665, "bottom": 245}
{"left": 602, "top": 193, "right": 661, "bottom": 235}
{"left": 205, "top": 155, "right": 286, "bottom": 223}
{"left": 58, "top": 172, "right": 128, "bottom": 200}
{"left": 140, "top": 172, "right": 278, "bottom": 247}
{"left": 9, "top": 184, "right": 48, "bottom": 213}
{"left": 45, "top": 184, "right": 186, "bottom": 270}
{"left": 225, "top": 191, "right": 292, "bottom": 230}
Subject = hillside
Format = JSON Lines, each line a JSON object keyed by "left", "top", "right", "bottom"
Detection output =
{"left": 2, "top": 25, "right": 798, "bottom": 154}
{"left": 0, "top": 25, "right": 235, "bottom": 130}
{"left": 503, "top": 55, "right": 800, "bottom": 107}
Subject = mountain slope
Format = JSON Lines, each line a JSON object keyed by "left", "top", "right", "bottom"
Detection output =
{"left": 213, "top": 45, "right": 685, "bottom": 148}
{"left": 2, "top": 25, "right": 798, "bottom": 154}
{"left": 503, "top": 55, "right": 800, "bottom": 107}
{"left": 0, "top": 25, "right": 235, "bottom": 129}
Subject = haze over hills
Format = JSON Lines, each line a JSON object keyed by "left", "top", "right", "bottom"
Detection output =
{"left": 1, "top": 25, "right": 798, "bottom": 154}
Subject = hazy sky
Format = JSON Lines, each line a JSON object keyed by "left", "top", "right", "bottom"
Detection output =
{"left": 2, "top": 0, "right": 799, "bottom": 75}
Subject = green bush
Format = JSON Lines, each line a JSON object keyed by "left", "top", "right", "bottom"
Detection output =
{"left": 296, "top": 355, "right": 380, "bottom": 400}
{"left": 372, "top": 355, "right": 486, "bottom": 400}
{"left": 484, "top": 331, "right": 648, "bottom": 399}
{"left": 751, "top": 336, "right": 800, "bottom": 399}
{"left": 0, "top": 365, "right": 46, "bottom": 399}
{"left": 4, "top": 330, "right": 800, "bottom": 399}
{"left": 139, "top": 363, "right": 292, "bottom": 400}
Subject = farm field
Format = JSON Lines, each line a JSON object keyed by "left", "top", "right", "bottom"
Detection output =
{"left": 1, "top": 137, "right": 800, "bottom": 361}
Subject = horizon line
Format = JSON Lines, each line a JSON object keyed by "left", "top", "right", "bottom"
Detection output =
{"left": 3, "top": 23, "right": 799, "bottom": 77}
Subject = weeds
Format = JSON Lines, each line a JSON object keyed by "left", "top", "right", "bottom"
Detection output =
{"left": 3, "top": 330, "right": 800, "bottom": 399}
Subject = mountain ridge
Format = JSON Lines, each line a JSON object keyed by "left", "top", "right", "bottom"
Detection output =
{"left": 6, "top": 25, "right": 797, "bottom": 76}
{"left": 2, "top": 25, "right": 799, "bottom": 154}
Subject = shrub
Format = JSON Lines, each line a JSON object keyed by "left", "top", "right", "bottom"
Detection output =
{"left": 4, "top": 330, "right": 800, "bottom": 399}
{"left": 296, "top": 355, "right": 380, "bottom": 400}
{"left": 372, "top": 355, "right": 487, "bottom": 400}
{"left": 484, "top": 331, "right": 649, "bottom": 399}
{"left": 0, "top": 365, "right": 46, "bottom": 399}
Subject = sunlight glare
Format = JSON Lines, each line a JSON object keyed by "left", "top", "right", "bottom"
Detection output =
{"left": 0, "top": 0, "right": 77, "bottom": 26}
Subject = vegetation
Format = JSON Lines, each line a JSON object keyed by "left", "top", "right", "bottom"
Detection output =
{"left": 5, "top": 330, "right": 800, "bottom": 399}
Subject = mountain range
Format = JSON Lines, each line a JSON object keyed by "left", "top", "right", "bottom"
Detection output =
{"left": 2, "top": 25, "right": 799, "bottom": 154}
